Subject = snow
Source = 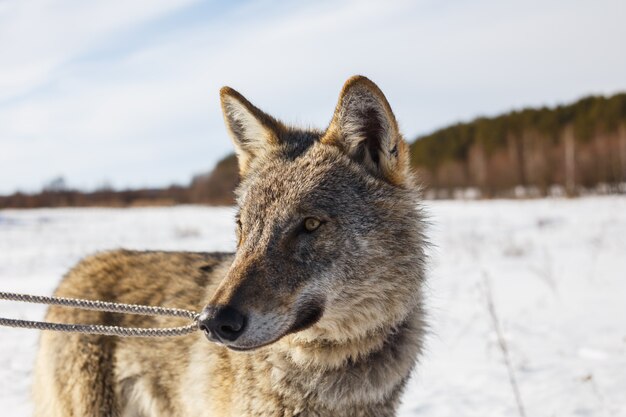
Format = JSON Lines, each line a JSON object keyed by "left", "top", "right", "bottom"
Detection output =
{"left": 1, "top": 197, "right": 625, "bottom": 416}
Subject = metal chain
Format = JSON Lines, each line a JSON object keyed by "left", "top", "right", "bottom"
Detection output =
{"left": 0, "top": 291, "right": 200, "bottom": 337}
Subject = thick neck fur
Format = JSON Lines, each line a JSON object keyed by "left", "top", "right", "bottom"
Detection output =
{"left": 265, "top": 305, "right": 425, "bottom": 413}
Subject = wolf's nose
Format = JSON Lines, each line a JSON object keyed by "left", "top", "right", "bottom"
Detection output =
{"left": 198, "top": 305, "right": 247, "bottom": 343}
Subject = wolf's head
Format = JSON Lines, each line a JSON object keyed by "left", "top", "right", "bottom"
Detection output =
{"left": 198, "top": 76, "right": 426, "bottom": 353}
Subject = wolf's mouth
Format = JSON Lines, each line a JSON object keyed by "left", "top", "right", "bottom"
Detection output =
{"left": 287, "top": 302, "right": 324, "bottom": 335}
{"left": 212, "top": 302, "right": 324, "bottom": 352}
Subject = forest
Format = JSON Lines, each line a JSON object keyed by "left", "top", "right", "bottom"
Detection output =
{"left": 411, "top": 93, "right": 626, "bottom": 197}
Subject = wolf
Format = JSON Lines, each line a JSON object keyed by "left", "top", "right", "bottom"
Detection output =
{"left": 33, "top": 75, "right": 428, "bottom": 417}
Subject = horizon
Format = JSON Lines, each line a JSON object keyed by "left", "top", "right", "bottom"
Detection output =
{"left": 1, "top": 0, "right": 625, "bottom": 194}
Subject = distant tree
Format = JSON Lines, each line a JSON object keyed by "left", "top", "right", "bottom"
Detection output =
{"left": 43, "top": 176, "right": 68, "bottom": 192}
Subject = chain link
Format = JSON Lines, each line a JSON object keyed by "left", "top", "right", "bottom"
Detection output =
{"left": 0, "top": 291, "right": 200, "bottom": 338}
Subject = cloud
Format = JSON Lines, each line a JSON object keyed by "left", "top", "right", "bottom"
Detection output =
{"left": 1, "top": 0, "right": 625, "bottom": 193}
{"left": 0, "top": 0, "right": 199, "bottom": 100}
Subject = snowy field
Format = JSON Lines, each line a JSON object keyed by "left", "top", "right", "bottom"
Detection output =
{"left": 1, "top": 197, "right": 625, "bottom": 417}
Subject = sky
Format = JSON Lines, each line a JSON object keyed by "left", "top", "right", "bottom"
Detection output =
{"left": 1, "top": 0, "right": 625, "bottom": 194}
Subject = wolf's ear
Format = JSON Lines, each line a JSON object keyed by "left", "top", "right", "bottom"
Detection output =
{"left": 220, "top": 87, "right": 283, "bottom": 176}
{"left": 322, "top": 76, "right": 410, "bottom": 185}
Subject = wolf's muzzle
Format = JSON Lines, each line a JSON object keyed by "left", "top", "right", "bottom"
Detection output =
{"left": 198, "top": 305, "right": 247, "bottom": 343}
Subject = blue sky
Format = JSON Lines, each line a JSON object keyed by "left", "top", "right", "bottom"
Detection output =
{"left": 1, "top": 0, "right": 625, "bottom": 194}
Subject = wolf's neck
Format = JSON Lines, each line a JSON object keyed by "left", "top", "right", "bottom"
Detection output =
{"left": 265, "top": 306, "right": 424, "bottom": 412}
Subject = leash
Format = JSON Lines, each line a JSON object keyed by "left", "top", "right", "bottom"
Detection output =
{"left": 0, "top": 291, "right": 200, "bottom": 337}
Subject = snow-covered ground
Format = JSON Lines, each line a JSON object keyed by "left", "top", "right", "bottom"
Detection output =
{"left": 1, "top": 197, "right": 625, "bottom": 416}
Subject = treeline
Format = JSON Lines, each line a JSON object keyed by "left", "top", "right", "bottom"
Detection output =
{"left": 411, "top": 93, "right": 626, "bottom": 197}
{"left": 2, "top": 92, "right": 626, "bottom": 208}
{"left": 0, "top": 186, "right": 192, "bottom": 209}
{"left": 0, "top": 155, "right": 240, "bottom": 209}
{"left": 188, "top": 154, "right": 239, "bottom": 205}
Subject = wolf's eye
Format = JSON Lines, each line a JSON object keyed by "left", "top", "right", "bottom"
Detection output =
{"left": 303, "top": 217, "right": 321, "bottom": 232}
